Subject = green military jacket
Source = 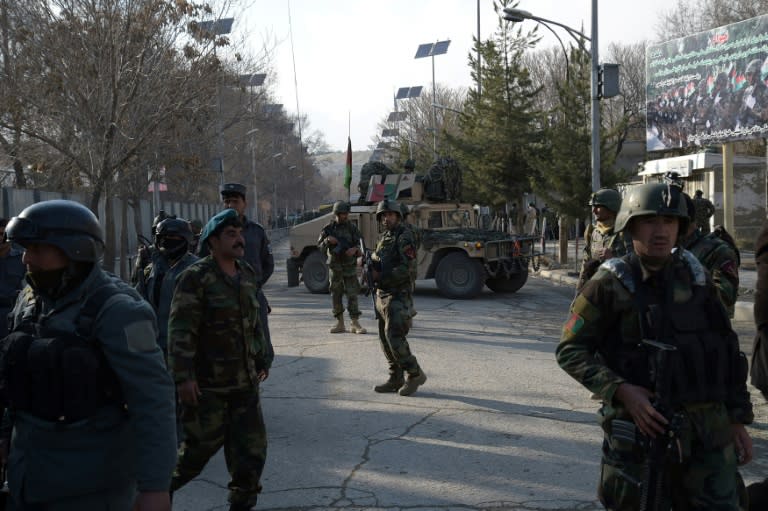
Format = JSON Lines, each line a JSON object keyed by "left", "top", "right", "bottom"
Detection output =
{"left": 318, "top": 219, "right": 361, "bottom": 268}
{"left": 684, "top": 230, "right": 739, "bottom": 316}
{"left": 577, "top": 221, "right": 633, "bottom": 291}
{"left": 168, "top": 256, "right": 271, "bottom": 392}
{"left": 558, "top": 251, "right": 753, "bottom": 428}
{"left": 373, "top": 223, "right": 417, "bottom": 292}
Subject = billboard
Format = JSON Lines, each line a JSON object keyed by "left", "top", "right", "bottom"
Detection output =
{"left": 646, "top": 14, "right": 768, "bottom": 151}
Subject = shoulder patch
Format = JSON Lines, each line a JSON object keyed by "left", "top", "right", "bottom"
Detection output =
{"left": 124, "top": 320, "right": 158, "bottom": 353}
{"left": 599, "top": 258, "right": 635, "bottom": 293}
{"left": 564, "top": 312, "right": 585, "bottom": 336}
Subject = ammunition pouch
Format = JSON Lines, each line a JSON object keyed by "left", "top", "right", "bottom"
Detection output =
{"left": 332, "top": 240, "right": 349, "bottom": 257}
{"left": 0, "top": 328, "right": 122, "bottom": 423}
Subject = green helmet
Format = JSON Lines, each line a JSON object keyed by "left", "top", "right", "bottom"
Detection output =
{"left": 400, "top": 202, "right": 410, "bottom": 218}
{"left": 588, "top": 188, "right": 622, "bottom": 213}
{"left": 614, "top": 182, "right": 689, "bottom": 234}
{"left": 332, "top": 200, "right": 351, "bottom": 214}
{"left": 376, "top": 199, "right": 402, "bottom": 220}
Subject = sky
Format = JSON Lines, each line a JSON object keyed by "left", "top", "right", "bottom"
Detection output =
{"left": 238, "top": 0, "right": 673, "bottom": 152}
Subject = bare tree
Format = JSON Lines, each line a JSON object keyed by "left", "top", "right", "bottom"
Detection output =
{"left": 655, "top": 0, "right": 768, "bottom": 39}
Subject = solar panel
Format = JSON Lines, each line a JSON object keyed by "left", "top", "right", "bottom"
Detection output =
{"left": 382, "top": 128, "right": 399, "bottom": 137}
{"left": 199, "top": 17, "right": 234, "bottom": 35}
{"left": 376, "top": 141, "right": 389, "bottom": 149}
{"left": 386, "top": 111, "right": 407, "bottom": 122}
{"left": 408, "top": 86, "right": 423, "bottom": 98}
{"left": 432, "top": 40, "right": 451, "bottom": 55}
{"left": 395, "top": 87, "right": 410, "bottom": 100}
{"left": 414, "top": 43, "right": 433, "bottom": 59}
{"left": 239, "top": 73, "right": 266, "bottom": 87}
{"left": 263, "top": 104, "right": 283, "bottom": 114}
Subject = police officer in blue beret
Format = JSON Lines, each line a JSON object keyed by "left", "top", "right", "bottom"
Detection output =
{"left": 200, "top": 183, "right": 275, "bottom": 352}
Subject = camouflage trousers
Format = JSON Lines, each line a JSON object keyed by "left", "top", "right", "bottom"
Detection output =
{"left": 171, "top": 388, "right": 267, "bottom": 507}
{"left": 329, "top": 265, "right": 360, "bottom": 319}
{"left": 599, "top": 417, "right": 739, "bottom": 510}
{"left": 375, "top": 290, "right": 418, "bottom": 374}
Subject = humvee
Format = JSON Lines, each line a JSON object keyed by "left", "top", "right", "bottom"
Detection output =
{"left": 287, "top": 173, "right": 539, "bottom": 299}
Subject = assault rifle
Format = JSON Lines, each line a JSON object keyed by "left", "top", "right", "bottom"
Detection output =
{"left": 638, "top": 339, "right": 685, "bottom": 511}
{"left": 360, "top": 239, "right": 379, "bottom": 318}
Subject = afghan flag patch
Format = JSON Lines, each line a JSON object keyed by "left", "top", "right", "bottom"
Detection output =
{"left": 564, "top": 313, "right": 585, "bottom": 336}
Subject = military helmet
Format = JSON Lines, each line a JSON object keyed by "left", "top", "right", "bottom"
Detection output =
{"left": 156, "top": 218, "right": 193, "bottom": 246}
{"left": 614, "top": 182, "right": 689, "bottom": 234}
{"left": 588, "top": 188, "right": 622, "bottom": 213}
{"left": 746, "top": 59, "right": 763, "bottom": 76}
{"left": 404, "top": 159, "right": 416, "bottom": 171}
{"left": 6, "top": 200, "right": 104, "bottom": 262}
{"left": 400, "top": 202, "right": 410, "bottom": 218}
{"left": 332, "top": 200, "right": 351, "bottom": 214}
{"left": 376, "top": 199, "right": 402, "bottom": 220}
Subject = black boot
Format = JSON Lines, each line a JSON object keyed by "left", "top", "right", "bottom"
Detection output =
{"left": 399, "top": 368, "right": 427, "bottom": 396}
{"left": 373, "top": 369, "right": 404, "bottom": 393}
{"left": 748, "top": 479, "right": 768, "bottom": 511}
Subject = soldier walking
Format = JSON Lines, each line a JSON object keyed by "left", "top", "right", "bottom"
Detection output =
{"left": 318, "top": 200, "right": 366, "bottom": 334}
{"left": 370, "top": 200, "right": 426, "bottom": 396}
{"left": 557, "top": 183, "right": 753, "bottom": 510}
{"left": 576, "top": 189, "right": 633, "bottom": 293}
{"left": 169, "top": 208, "right": 271, "bottom": 511}
{"left": 2, "top": 200, "right": 177, "bottom": 510}
{"left": 693, "top": 189, "right": 716, "bottom": 235}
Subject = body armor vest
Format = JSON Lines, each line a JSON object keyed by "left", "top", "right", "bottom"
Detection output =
{"left": 601, "top": 252, "right": 745, "bottom": 406}
{"left": 0, "top": 283, "right": 125, "bottom": 423}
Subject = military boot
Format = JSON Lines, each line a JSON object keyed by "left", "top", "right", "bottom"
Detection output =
{"left": 349, "top": 318, "right": 367, "bottom": 334}
{"left": 229, "top": 503, "right": 252, "bottom": 511}
{"left": 373, "top": 369, "right": 404, "bottom": 393}
{"left": 329, "top": 317, "right": 346, "bottom": 333}
{"left": 399, "top": 369, "right": 427, "bottom": 396}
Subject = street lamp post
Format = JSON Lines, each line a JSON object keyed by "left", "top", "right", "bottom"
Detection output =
{"left": 415, "top": 40, "right": 450, "bottom": 159}
{"left": 503, "top": 2, "right": 601, "bottom": 193}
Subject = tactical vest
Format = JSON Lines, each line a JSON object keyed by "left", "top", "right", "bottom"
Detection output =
{"left": 0, "top": 283, "right": 125, "bottom": 423}
{"left": 600, "top": 252, "right": 746, "bottom": 406}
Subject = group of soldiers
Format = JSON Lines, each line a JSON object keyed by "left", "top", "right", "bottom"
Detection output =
{"left": 0, "top": 182, "right": 274, "bottom": 510}
{"left": 317, "top": 199, "right": 426, "bottom": 396}
{"left": 567, "top": 181, "right": 768, "bottom": 510}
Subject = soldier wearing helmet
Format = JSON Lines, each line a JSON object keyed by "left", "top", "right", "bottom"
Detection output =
{"left": 130, "top": 209, "right": 176, "bottom": 286}
{"left": 693, "top": 189, "right": 716, "bottom": 234}
{"left": 135, "top": 217, "right": 198, "bottom": 358}
{"left": 370, "top": 199, "right": 426, "bottom": 396}
{"left": 2, "top": 200, "right": 177, "bottom": 509}
{"left": 576, "top": 188, "right": 633, "bottom": 292}
{"left": 318, "top": 200, "right": 365, "bottom": 334}
{"left": 558, "top": 183, "right": 753, "bottom": 510}
{"left": 739, "top": 58, "right": 768, "bottom": 128}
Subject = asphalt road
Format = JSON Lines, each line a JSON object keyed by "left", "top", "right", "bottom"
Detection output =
{"left": 171, "top": 237, "right": 768, "bottom": 511}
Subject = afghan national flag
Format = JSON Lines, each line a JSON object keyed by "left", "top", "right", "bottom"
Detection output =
{"left": 343, "top": 137, "right": 352, "bottom": 191}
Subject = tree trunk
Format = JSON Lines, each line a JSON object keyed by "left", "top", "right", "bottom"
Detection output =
{"left": 120, "top": 197, "right": 129, "bottom": 280}
{"left": 103, "top": 196, "right": 116, "bottom": 273}
{"left": 12, "top": 158, "right": 25, "bottom": 188}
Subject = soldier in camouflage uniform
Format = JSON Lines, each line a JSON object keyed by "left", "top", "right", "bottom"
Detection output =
{"left": 557, "top": 183, "right": 753, "bottom": 510}
{"left": 577, "top": 189, "right": 633, "bottom": 293}
{"left": 0, "top": 218, "right": 25, "bottom": 338}
{"left": 371, "top": 200, "right": 426, "bottom": 396}
{"left": 682, "top": 193, "right": 739, "bottom": 317}
{"left": 693, "top": 189, "right": 716, "bottom": 235}
{"left": 169, "top": 208, "right": 272, "bottom": 511}
{"left": 739, "top": 59, "right": 768, "bottom": 128}
{"left": 318, "top": 200, "right": 365, "bottom": 334}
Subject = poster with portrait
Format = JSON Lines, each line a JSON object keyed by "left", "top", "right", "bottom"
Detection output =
{"left": 646, "top": 14, "right": 768, "bottom": 151}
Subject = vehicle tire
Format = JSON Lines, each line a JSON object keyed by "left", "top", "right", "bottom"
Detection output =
{"left": 486, "top": 267, "right": 529, "bottom": 293}
{"left": 286, "top": 257, "right": 300, "bottom": 287}
{"left": 302, "top": 251, "right": 329, "bottom": 293}
{"left": 435, "top": 252, "right": 485, "bottom": 299}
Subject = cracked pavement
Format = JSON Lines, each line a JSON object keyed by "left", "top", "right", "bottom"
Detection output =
{"left": 171, "top": 237, "right": 767, "bottom": 511}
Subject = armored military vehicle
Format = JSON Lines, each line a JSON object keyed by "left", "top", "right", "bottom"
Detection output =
{"left": 287, "top": 160, "right": 539, "bottom": 299}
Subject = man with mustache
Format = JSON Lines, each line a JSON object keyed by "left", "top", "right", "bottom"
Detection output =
{"left": 168, "top": 208, "right": 271, "bottom": 511}
{"left": 557, "top": 183, "right": 753, "bottom": 510}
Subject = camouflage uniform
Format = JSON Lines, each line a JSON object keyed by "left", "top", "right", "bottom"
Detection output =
{"left": 0, "top": 245, "right": 25, "bottom": 338}
{"left": 372, "top": 209, "right": 425, "bottom": 395}
{"left": 577, "top": 220, "right": 633, "bottom": 292}
{"left": 318, "top": 219, "right": 362, "bottom": 320}
{"left": 168, "top": 256, "right": 271, "bottom": 509}
{"left": 558, "top": 251, "right": 753, "bottom": 510}
{"left": 693, "top": 195, "right": 716, "bottom": 234}
{"left": 684, "top": 229, "right": 739, "bottom": 317}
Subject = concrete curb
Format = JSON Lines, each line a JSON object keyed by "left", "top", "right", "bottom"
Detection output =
{"left": 535, "top": 267, "right": 753, "bottom": 322}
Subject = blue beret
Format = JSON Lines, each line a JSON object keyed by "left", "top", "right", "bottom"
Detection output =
{"left": 199, "top": 208, "right": 239, "bottom": 247}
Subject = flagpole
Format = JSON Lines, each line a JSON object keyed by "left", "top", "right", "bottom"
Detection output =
{"left": 346, "top": 111, "right": 352, "bottom": 202}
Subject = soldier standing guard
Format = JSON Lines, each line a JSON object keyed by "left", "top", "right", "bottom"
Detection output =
{"left": 169, "top": 208, "right": 271, "bottom": 511}
{"left": 371, "top": 200, "right": 426, "bottom": 396}
{"left": 557, "top": 183, "right": 753, "bottom": 510}
{"left": 693, "top": 189, "right": 716, "bottom": 235}
{"left": 318, "top": 200, "right": 366, "bottom": 334}
{"left": 0, "top": 218, "right": 25, "bottom": 338}
{"left": 2, "top": 200, "right": 177, "bottom": 510}
{"left": 577, "top": 188, "right": 633, "bottom": 293}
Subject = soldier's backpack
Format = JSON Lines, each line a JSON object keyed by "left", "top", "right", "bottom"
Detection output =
{"left": 709, "top": 224, "right": 741, "bottom": 266}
